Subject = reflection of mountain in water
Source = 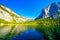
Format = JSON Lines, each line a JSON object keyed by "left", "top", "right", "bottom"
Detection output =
{"left": 12, "top": 28, "right": 44, "bottom": 40}
{"left": 0, "top": 25, "right": 44, "bottom": 40}
{"left": 0, "top": 25, "right": 28, "bottom": 40}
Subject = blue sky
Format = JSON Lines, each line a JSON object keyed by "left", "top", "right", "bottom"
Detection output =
{"left": 0, "top": 0, "right": 60, "bottom": 20}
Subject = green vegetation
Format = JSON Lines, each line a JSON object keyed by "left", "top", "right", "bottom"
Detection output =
{"left": 35, "top": 18, "right": 60, "bottom": 40}
{"left": 21, "top": 17, "right": 60, "bottom": 40}
{"left": 0, "top": 19, "right": 10, "bottom": 24}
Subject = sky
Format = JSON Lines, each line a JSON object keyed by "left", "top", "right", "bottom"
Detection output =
{"left": 0, "top": 0, "right": 60, "bottom": 20}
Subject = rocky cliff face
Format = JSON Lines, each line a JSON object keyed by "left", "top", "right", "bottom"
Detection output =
{"left": 0, "top": 5, "right": 28, "bottom": 24}
{"left": 36, "top": 2, "right": 60, "bottom": 19}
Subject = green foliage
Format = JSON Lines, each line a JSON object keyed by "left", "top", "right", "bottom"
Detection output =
{"left": 0, "top": 19, "right": 9, "bottom": 24}
{"left": 35, "top": 18, "right": 60, "bottom": 40}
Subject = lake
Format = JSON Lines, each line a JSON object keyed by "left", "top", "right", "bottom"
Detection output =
{"left": 0, "top": 25, "right": 44, "bottom": 40}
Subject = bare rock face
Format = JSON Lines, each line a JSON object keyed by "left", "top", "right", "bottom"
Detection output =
{"left": 0, "top": 5, "right": 28, "bottom": 23}
{"left": 36, "top": 2, "right": 60, "bottom": 19}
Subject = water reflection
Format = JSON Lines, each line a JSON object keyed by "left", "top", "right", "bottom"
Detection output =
{"left": 12, "top": 28, "right": 44, "bottom": 40}
{"left": 0, "top": 25, "right": 44, "bottom": 40}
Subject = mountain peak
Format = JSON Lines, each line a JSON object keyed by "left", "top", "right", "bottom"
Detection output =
{"left": 36, "top": 2, "right": 60, "bottom": 19}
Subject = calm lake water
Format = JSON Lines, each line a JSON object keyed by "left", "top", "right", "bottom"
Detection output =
{"left": 0, "top": 25, "right": 44, "bottom": 40}
{"left": 12, "top": 28, "right": 44, "bottom": 40}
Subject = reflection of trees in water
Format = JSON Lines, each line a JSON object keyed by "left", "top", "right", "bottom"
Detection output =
{"left": 36, "top": 20, "right": 60, "bottom": 40}
{"left": 0, "top": 25, "right": 28, "bottom": 40}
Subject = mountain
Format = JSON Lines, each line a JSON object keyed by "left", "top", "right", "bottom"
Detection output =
{"left": 36, "top": 2, "right": 60, "bottom": 19}
{"left": 0, "top": 5, "right": 28, "bottom": 24}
